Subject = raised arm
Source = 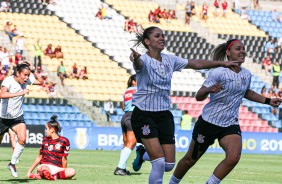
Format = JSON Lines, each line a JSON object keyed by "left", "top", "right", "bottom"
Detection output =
{"left": 244, "top": 89, "right": 282, "bottom": 107}
{"left": 32, "top": 72, "right": 44, "bottom": 85}
{"left": 185, "top": 59, "right": 239, "bottom": 70}
{"left": 27, "top": 154, "right": 42, "bottom": 176}
{"left": 130, "top": 48, "right": 143, "bottom": 70}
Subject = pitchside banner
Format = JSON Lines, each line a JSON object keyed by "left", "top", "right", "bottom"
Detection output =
{"left": 0, "top": 125, "right": 44, "bottom": 148}
{"left": 61, "top": 127, "right": 282, "bottom": 154}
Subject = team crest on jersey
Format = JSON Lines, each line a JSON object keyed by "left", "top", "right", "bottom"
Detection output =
{"left": 241, "top": 77, "right": 247, "bottom": 86}
{"left": 197, "top": 134, "right": 205, "bottom": 143}
{"left": 142, "top": 125, "right": 150, "bottom": 135}
{"left": 48, "top": 145, "right": 54, "bottom": 151}
{"left": 55, "top": 143, "right": 61, "bottom": 150}
{"left": 236, "top": 80, "right": 241, "bottom": 88}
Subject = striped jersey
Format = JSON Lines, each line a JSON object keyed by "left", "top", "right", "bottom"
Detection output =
{"left": 123, "top": 86, "right": 137, "bottom": 112}
{"left": 0, "top": 75, "right": 35, "bottom": 119}
{"left": 133, "top": 53, "right": 188, "bottom": 111}
{"left": 201, "top": 67, "right": 252, "bottom": 127}
{"left": 40, "top": 136, "right": 70, "bottom": 168}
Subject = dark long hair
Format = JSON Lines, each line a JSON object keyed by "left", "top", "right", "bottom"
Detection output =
{"left": 13, "top": 63, "right": 30, "bottom": 76}
{"left": 132, "top": 26, "right": 158, "bottom": 49}
{"left": 127, "top": 74, "right": 136, "bottom": 88}
{"left": 211, "top": 39, "right": 239, "bottom": 61}
{"left": 47, "top": 115, "right": 61, "bottom": 133}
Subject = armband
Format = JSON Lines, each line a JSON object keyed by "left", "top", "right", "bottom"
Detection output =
{"left": 264, "top": 98, "right": 271, "bottom": 105}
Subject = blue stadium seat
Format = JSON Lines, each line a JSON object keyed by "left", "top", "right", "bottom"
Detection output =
{"left": 71, "top": 106, "right": 80, "bottom": 113}
{"left": 116, "top": 108, "right": 124, "bottom": 115}
{"left": 35, "top": 105, "right": 44, "bottom": 112}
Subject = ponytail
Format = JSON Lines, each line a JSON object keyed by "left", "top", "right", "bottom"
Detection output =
{"left": 132, "top": 26, "right": 158, "bottom": 49}
{"left": 211, "top": 39, "right": 239, "bottom": 61}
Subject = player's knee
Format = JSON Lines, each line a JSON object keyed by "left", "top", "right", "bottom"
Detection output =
{"left": 151, "top": 157, "right": 165, "bottom": 170}
{"left": 165, "top": 162, "right": 175, "bottom": 172}
{"left": 66, "top": 168, "right": 76, "bottom": 177}
{"left": 226, "top": 154, "right": 241, "bottom": 166}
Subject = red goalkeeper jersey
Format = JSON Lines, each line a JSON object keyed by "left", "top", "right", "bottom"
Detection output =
{"left": 40, "top": 136, "right": 70, "bottom": 167}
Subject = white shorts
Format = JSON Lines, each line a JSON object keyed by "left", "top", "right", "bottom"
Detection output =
{"left": 39, "top": 164, "right": 64, "bottom": 175}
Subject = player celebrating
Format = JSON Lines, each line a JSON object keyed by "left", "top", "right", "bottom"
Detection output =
{"left": 170, "top": 39, "right": 282, "bottom": 184}
{"left": 27, "top": 115, "right": 76, "bottom": 180}
{"left": 114, "top": 74, "right": 137, "bottom": 176}
{"left": 0, "top": 62, "right": 43, "bottom": 177}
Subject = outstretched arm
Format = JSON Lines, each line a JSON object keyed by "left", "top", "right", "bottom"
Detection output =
{"left": 27, "top": 154, "right": 42, "bottom": 176}
{"left": 244, "top": 89, "right": 282, "bottom": 107}
{"left": 185, "top": 59, "right": 239, "bottom": 70}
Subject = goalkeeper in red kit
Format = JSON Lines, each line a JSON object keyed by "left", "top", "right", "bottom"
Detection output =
{"left": 27, "top": 115, "right": 76, "bottom": 180}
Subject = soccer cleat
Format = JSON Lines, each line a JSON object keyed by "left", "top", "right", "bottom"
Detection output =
{"left": 7, "top": 162, "right": 18, "bottom": 178}
{"left": 132, "top": 145, "right": 146, "bottom": 172}
{"left": 42, "top": 170, "right": 55, "bottom": 180}
{"left": 114, "top": 167, "right": 129, "bottom": 176}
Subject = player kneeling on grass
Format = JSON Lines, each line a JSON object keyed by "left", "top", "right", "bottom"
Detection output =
{"left": 27, "top": 115, "right": 76, "bottom": 180}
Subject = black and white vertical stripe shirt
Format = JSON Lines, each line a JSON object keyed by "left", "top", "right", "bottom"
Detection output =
{"left": 132, "top": 53, "right": 188, "bottom": 112}
{"left": 0, "top": 75, "right": 35, "bottom": 119}
{"left": 201, "top": 67, "right": 252, "bottom": 127}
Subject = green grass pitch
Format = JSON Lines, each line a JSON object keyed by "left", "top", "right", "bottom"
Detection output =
{"left": 0, "top": 147, "right": 281, "bottom": 184}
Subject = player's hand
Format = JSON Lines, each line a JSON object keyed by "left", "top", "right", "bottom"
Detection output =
{"left": 207, "top": 83, "right": 223, "bottom": 93}
{"left": 130, "top": 48, "right": 141, "bottom": 62}
{"left": 270, "top": 98, "right": 282, "bottom": 107}
{"left": 223, "top": 61, "right": 240, "bottom": 71}
{"left": 22, "top": 89, "right": 30, "bottom": 95}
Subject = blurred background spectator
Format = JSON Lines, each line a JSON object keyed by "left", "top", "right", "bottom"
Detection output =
{"left": 180, "top": 110, "right": 192, "bottom": 130}
{"left": 33, "top": 39, "right": 43, "bottom": 68}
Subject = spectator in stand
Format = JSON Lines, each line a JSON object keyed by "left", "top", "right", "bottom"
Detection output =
{"left": 267, "top": 87, "right": 278, "bottom": 115}
{"left": 240, "top": 7, "right": 250, "bottom": 20}
{"left": 71, "top": 63, "right": 79, "bottom": 79}
{"left": 154, "top": 6, "right": 161, "bottom": 18}
{"left": 201, "top": 2, "right": 208, "bottom": 22}
{"left": 260, "top": 86, "right": 267, "bottom": 97}
{"left": 222, "top": 0, "right": 228, "bottom": 18}
{"left": 153, "top": 14, "right": 160, "bottom": 23}
{"left": 104, "top": 99, "right": 114, "bottom": 122}
{"left": 57, "top": 61, "right": 67, "bottom": 87}
{"left": 272, "top": 61, "right": 280, "bottom": 89}
{"left": 136, "top": 23, "right": 144, "bottom": 34}
{"left": 34, "top": 39, "right": 43, "bottom": 68}
{"left": 44, "top": 44, "right": 55, "bottom": 58}
{"left": 14, "top": 51, "right": 23, "bottom": 65}
{"left": 54, "top": 45, "right": 64, "bottom": 59}
{"left": 101, "top": 4, "right": 112, "bottom": 19}
{"left": 264, "top": 38, "right": 277, "bottom": 55}
{"left": 271, "top": 9, "right": 282, "bottom": 23}
{"left": 46, "top": 82, "right": 59, "bottom": 98}
{"left": 12, "top": 25, "right": 19, "bottom": 35}
{"left": 1, "top": 47, "right": 9, "bottom": 73}
{"left": 277, "top": 88, "right": 282, "bottom": 98}
{"left": 16, "top": 34, "right": 25, "bottom": 55}
{"left": 185, "top": 1, "right": 192, "bottom": 25}
{"left": 277, "top": 35, "right": 282, "bottom": 50}
{"left": 180, "top": 110, "right": 192, "bottom": 130}
{"left": 160, "top": 9, "right": 168, "bottom": 19}
{"left": 213, "top": 0, "right": 220, "bottom": 17}
{"left": 95, "top": 8, "right": 103, "bottom": 20}
{"left": 148, "top": 10, "right": 155, "bottom": 22}
{"left": 124, "top": 18, "right": 137, "bottom": 33}
{"left": 254, "top": 0, "right": 259, "bottom": 9}
{"left": 262, "top": 55, "right": 272, "bottom": 75}
{"left": 0, "top": 0, "right": 10, "bottom": 12}
{"left": 79, "top": 66, "right": 88, "bottom": 80}
{"left": 4, "top": 21, "right": 17, "bottom": 42}
{"left": 171, "top": 10, "right": 176, "bottom": 19}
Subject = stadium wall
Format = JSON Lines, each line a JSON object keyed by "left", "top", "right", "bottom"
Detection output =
{"left": 61, "top": 127, "right": 282, "bottom": 155}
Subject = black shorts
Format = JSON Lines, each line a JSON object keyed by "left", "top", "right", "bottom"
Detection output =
{"left": 192, "top": 116, "right": 241, "bottom": 151}
{"left": 0, "top": 115, "right": 25, "bottom": 135}
{"left": 186, "top": 12, "right": 192, "bottom": 17}
{"left": 121, "top": 112, "right": 133, "bottom": 133}
{"left": 131, "top": 107, "right": 175, "bottom": 145}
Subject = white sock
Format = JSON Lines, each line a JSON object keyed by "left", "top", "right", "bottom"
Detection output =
{"left": 206, "top": 174, "right": 221, "bottom": 184}
{"left": 11, "top": 142, "right": 25, "bottom": 165}
{"left": 149, "top": 157, "right": 165, "bottom": 184}
{"left": 142, "top": 152, "right": 150, "bottom": 161}
{"left": 169, "top": 175, "right": 181, "bottom": 184}
{"left": 117, "top": 147, "right": 132, "bottom": 169}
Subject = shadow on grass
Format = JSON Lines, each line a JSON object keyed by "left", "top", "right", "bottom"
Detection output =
{"left": 129, "top": 173, "right": 142, "bottom": 176}
{"left": 0, "top": 179, "right": 33, "bottom": 183}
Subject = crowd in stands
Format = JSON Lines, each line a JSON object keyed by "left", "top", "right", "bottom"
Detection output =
{"left": 0, "top": 0, "right": 10, "bottom": 12}
{"left": 44, "top": 44, "right": 64, "bottom": 59}
{"left": 148, "top": 6, "right": 176, "bottom": 24}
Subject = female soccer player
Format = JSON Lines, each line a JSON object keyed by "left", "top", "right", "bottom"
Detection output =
{"left": 170, "top": 39, "right": 282, "bottom": 184}
{"left": 129, "top": 26, "right": 240, "bottom": 184}
{"left": 114, "top": 74, "right": 137, "bottom": 176}
{"left": 0, "top": 62, "right": 43, "bottom": 177}
{"left": 27, "top": 115, "right": 76, "bottom": 180}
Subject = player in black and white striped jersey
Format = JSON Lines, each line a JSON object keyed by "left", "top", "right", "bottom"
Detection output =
{"left": 170, "top": 39, "right": 282, "bottom": 184}
{"left": 0, "top": 62, "right": 43, "bottom": 178}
